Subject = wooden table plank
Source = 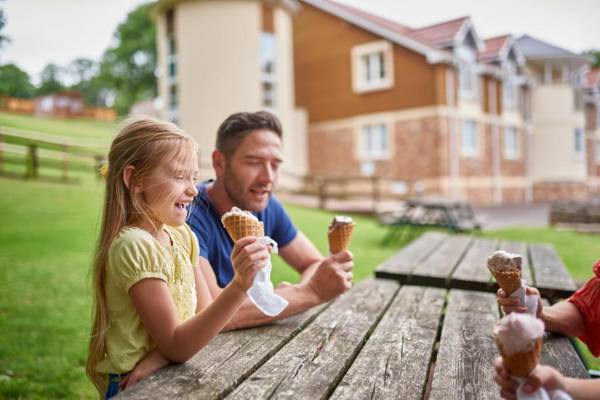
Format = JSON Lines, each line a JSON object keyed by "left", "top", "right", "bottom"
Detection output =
{"left": 117, "top": 305, "right": 328, "bottom": 399}
{"left": 225, "top": 279, "right": 400, "bottom": 400}
{"left": 410, "top": 235, "right": 473, "bottom": 288}
{"left": 375, "top": 232, "right": 447, "bottom": 282}
{"left": 428, "top": 290, "right": 500, "bottom": 400}
{"left": 498, "top": 240, "right": 533, "bottom": 284}
{"left": 330, "top": 286, "right": 446, "bottom": 400}
{"left": 529, "top": 244, "right": 577, "bottom": 298}
{"left": 450, "top": 238, "right": 498, "bottom": 292}
{"left": 540, "top": 299, "right": 589, "bottom": 379}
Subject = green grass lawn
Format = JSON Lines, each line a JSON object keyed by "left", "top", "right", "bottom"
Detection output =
{"left": 1, "top": 177, "right": 599, "bottom": 398}
{"left": 0, "top": 112, "right": 118, "bottom": 145}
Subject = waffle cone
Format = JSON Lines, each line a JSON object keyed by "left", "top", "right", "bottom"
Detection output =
{"left": 222, "top": 213, "right": 264, "bottom": 241}
{"left": 495, "top": 337, "right": 542, "bottom": 378}
{"left": 491, "top": 270, "right": 522, "bottom": 295}
{"left": 328, "top": 222, "right": 355, "bottom": 254}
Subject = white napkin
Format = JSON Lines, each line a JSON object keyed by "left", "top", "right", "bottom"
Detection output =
{"left": 515, "top": 375, "right": 572, "bottom": 400}
{"left": 245, "top": 237, "right": 288, "bottom": 316}
{"left": 509, "top": 279, "right": 540, "bottom": 316}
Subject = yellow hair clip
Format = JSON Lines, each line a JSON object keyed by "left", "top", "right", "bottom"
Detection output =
{"left": 99, "top": 163, "right": 109, "bottom": 179}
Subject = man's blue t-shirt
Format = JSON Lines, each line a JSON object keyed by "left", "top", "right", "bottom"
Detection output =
{"left": 187, "top": 181, "right": 298, "bottom": 288}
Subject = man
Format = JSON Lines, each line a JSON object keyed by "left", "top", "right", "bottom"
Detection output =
{"left": 188, "top": 111, "right": 354, "bottom": 330}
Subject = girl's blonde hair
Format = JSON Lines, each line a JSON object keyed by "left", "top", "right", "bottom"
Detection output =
{"left": 86, "top": 116, "right": 197, "bottom": 394}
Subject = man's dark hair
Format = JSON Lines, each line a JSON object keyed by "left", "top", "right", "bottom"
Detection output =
{"left": 216, "top": 111, "right": 283, "bottom": 158}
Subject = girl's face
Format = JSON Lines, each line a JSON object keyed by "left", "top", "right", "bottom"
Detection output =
{"left": 141, "top": 152, "right": 199, "bottom": 228}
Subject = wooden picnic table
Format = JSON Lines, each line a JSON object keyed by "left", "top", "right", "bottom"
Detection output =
{"left": 376, "top": 232, "right": 578, "bottom": 299}
{"left": 118, "top": 233, "right": 589, "bottom": 399}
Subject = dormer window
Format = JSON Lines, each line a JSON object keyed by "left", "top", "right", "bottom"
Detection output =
{"left": 503, "top": 60, "right": 518, "bottom": 110}
{"left": 351, "top": 41, "right": 394, "bottom": 93}
{"left": 455, "top": 45, "right": 478, "bottom": 100}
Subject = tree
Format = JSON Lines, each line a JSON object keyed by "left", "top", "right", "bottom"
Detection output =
{"left": 98, "top": 3, "right": 156, "bottom": 114}
{"left": 584, "top": 50, "right": 600, "bottom": 68}
{"left": 37, "top": 63, "right": 65, "bottom": 95}
{"left": 0, "top": 1, "right": 11, "bottom": 53}
{"left": 0, "top": 63, "right": 35, "bottom": 98}
{"left": 67, "top": 57, "right": 96, "bottom": 86}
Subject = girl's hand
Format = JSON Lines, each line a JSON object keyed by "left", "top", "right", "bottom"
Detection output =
{"left": 121, "top": 348, "right": 170, "bottom": 390}
{"left": 497, "top": 286, "right": 542, "bottom": 317}
{"left": 493, "top": 357, "right": 566, "bottom": 399}
{"left": 230, "top": 237, "right": 270, "bottom": 291}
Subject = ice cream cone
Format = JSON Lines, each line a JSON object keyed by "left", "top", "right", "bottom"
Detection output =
{"left": 493, "top": 313, "right": 545, "bottom": 378}
{"left": 221, "top": 207, "right": 264, "bottom": 241}
{"left": 328, "top": 216, "right": 355, "bottom": 254}
{"left": 487, "top": 250, "right": 523, "bottom": 295}
{"left": 495, "top": 337, "right": 542, "bottom": 378}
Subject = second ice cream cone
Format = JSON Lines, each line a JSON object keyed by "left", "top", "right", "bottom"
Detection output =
{"left": 495, "top": 337, "right": 542, "bottom": 378}
{"left": 221, "top": 208, "right": 264, "bottom": 241}
{"left": 328, "top": 216, "right": 355, "bottom": 254}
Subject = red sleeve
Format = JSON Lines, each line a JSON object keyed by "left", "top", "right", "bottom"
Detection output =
{"left": 567, "top": 260, "right": 600, "bottom": 357}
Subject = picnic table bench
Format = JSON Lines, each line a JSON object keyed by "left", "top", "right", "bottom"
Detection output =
{"left": 118, "top": 233, "right": 589, "bottom": 399}
{"left": 379, "top": 199, "right": 481, "bottom": 244}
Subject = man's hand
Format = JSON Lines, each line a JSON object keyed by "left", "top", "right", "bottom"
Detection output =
{"left": 496, "top": 286, "right": 542, "bottom": 317}
{"left": 121, "top": 349, "right": 170, "bottom": 390}
{"left": 304, "top": 251, "right": 353, "bottom": 303}
{"left": 493, "top": 357, "right": 565, "bottom": 399}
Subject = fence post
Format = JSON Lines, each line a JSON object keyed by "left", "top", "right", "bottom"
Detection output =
{"left": 62, "top": 144, "right": 69, "bottom": 182}
{"left": 317, "top": 178, "right": 327, "bottom": 210}
{"left": 26, "top": 144, "right": 38, "bottom": 179}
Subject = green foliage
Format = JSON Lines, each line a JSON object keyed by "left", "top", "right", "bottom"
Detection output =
{"left": 0, "top": 64, "right": 35, "bottom": 98}
{"left": 98, "top": 3, "right": 156, "bottom": 114}
{"left": 584, "top": 49, "right": 600, "bottom": 68}
{"left": 36, "top": 63, "right": 65, "bottom": 96}
{"left": 0, "top": 1, "right": 11, "bottom": 51}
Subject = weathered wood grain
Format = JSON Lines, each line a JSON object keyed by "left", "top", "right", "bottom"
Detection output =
{"left": 529, "top": 244, "right": 577, "bottom": 298}
{"left": 410, "top": 235, "right": 473, "bottom": 288}
{"left": 225, "top": 279, "right": 400, "bottom": 400}
{"left": 428, "top": 290, "right": 500, "bottom": 400}
{"left": 375, "top": 232, "right": 446, "bottom": 282}
{"left": 117, "top": 304, "right": 328, "bottom": 399}
{"left": 330, "top": 286, "right": 446, "bottom": 400}
{"left": 450, "top": 238, "right": 498, "bottom": 292}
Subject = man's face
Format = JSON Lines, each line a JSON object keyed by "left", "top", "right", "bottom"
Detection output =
{"left": 223, "top": 129, "right": 283, "bottom": 212}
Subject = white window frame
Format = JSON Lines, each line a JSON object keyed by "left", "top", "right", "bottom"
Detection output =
{"left": 504, "top": 126, "right": 520, "bottom": 159}
{"left": 503, "top": 61, "right": 518, "bottom": 110}
{"left": 461, "top": 120, "right": 479, "bottom": 157}
{"left": 574, "top": 128, "right": 585, "bottom": 159}
{"left": 359, "top": 123, "right": 391, "bottom": 160}
{"left": 455, "top": 45, "right": 478, "bottom": 101}
{"left": 351, "top": 41, "right": 394, "bottom": 94}
{"left": 260, "top": 32, "right": 277, "bottom": 110}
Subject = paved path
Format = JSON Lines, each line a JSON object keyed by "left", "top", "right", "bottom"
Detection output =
{"left": 277, "top": 192, "right": 550, "bottom": 231}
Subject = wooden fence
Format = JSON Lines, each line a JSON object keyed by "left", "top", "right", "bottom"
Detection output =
{"left": 0, "top": 126, "right": 106, "bottom": 182}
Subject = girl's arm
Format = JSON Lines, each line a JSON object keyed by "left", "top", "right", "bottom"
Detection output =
{"left": 130, "top": 237, "right": 269, "bottom": 363}
{"left": 123, "top": 258, "right": 216, "bottom": 386}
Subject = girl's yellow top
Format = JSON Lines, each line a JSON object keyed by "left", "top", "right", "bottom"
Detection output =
{"left": 96, "top": 224, "right": 199, "bottom": 374}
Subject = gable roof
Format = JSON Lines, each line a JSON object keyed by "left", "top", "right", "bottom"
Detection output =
{"left": 478, "top": 35, "right": 525, "bottom": 66}
{"left": 518, "top": 35, "right": 591, "bottom": 66}
{"left": 300, "top": 0, "right": 472, "bottom": 64}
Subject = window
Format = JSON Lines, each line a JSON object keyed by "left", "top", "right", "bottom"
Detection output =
{"left": 360, "top": 123, "right": 390, "bottom": 160}
{"left": 461, "top": 120, "right": 478, "bottom": 156}
{"left": 351, "top": 41, "right": 394, "bottom": 93}
{"left": 504, "top": 127, "right": 519, "bottom": 159}
{"left": 574, "top": 128, "right": 585, "bottom": 158}
{"left": 456, "top": 45, "right": 478, "bottom": 100}
{"left": 165, "top": 9, "right": 178, "bottom": 124}
{"left": 260, "top": 32, "right": 276, "bottom": 109}
{"left": 167, "top": 84, "right": 178, "bottom": 123}
{"left": 503, "top": 61, "right": 518, "bottom": 110}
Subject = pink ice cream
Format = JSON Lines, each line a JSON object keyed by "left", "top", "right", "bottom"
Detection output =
{"left": 493, "top": 313, "right": 544, "bottom": 355}
{"left": 487, "top": 250, "right": 522, "bottom": 273}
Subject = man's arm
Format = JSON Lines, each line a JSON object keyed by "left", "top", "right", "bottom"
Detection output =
{"left": 277, "top": 231, "right": 323, "bottom": 283}
{"left": 541, "top": 301, "right": 585, "bottom": 337}
{"left": 198, "top": 252, "right": 353, "bottom": 331}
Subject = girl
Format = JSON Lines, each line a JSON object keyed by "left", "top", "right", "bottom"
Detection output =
{"left": 86, "top": 117, "right": 270, "bottom": 398}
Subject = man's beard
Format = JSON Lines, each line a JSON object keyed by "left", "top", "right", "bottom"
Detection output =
{"left": 223, "top": 169, "right": 270, "bottom": 212}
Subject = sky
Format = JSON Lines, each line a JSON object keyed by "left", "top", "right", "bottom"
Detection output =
{"left": 2, "top": 0, "right": 600, "bottom": 81}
